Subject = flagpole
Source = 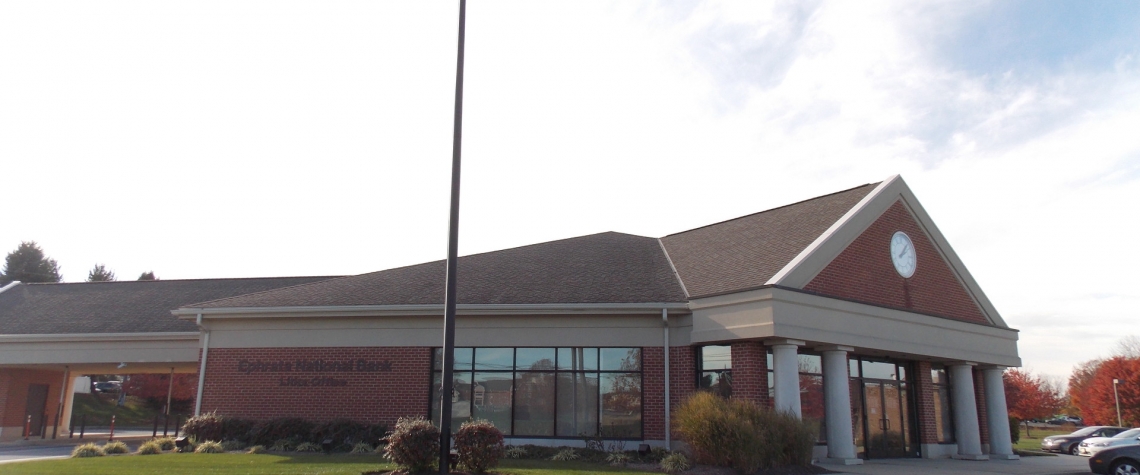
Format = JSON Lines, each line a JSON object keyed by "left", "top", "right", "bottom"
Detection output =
{"left": 439, "top": 0, "right": 466, "bottom": 473}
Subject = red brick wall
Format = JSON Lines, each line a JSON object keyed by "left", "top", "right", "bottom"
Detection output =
{"left": 913, "top": 361, "right": 938, "bottom": 444}
{"left": 730, "top": 342, "right": 769, "bottom": 407}
{"left": 201, "top": 347, "right": 431, "bottom": 425}
{"left": 643, "top": 347, "right": 665, "bottom": 440}
{"left": 0, "top": 369, "right": 65, "bottom": 431}
{"left": 804, "top": 200, "right": 989, "bottom": 325}
{"left": 669, "top": 346, "right": 695, "bottom": 440}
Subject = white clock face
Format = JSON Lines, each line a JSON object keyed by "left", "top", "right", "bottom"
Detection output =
{"left": 890, "top": 231, "right": 916, "bottom": 278}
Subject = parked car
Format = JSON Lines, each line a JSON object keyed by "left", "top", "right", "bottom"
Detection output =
{"left": 93, "top": 381, "right": 121, "bottom": 393}
{"left": 1080, "top": 428, "right": 1140, "bottom": 457}
{"left": 1042, "top": 426, "right": 1129, "bottom": 455}
{"left": 1089, "top": 444, "right": 1140, "bottom": 474}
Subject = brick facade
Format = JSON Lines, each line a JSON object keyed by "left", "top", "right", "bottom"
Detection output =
{"left": 804, "top": 200, "right": 989, "bottom": 325}
{"left": 913, "top": 361, "right": 938, "bottom": 445}
{"left": 729, "top": 341, "right": 769, "bottom": 407}
{"left": 0, "top": 368, "right": 65, "bottom": 441}
{"left": 668, "top": 346, "right": 696, "bottom": 439}
{"left": 643, "top": 347, "right": 665, "bottom": 440}
{"left": 200, "top": 347, "right": 431, "bottom": 425}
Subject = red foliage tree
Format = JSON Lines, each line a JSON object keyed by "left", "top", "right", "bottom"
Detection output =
{"left": 122, "top": 373, "right": 198, "bottom": 410}
{"left": 1072, "top": 357, "right": 1140, "bottom": 426}
{"left": 1004, "top": 369, "right": 1063, "bottom": 437}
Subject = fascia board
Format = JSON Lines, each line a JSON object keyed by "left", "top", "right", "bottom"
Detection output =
{"left": 765, "top": 175, "right": 1008, "bottom": 329}
{"left": 173, "top": 302, "right": 692, "bottom": 320}
{"left": 0, "top": 332, "right": 201, "bottom": 343}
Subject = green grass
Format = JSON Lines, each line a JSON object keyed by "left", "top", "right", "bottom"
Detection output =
{"left": 70, "top": 394, "right": 185, "bottom": 427}
{"left": 0, "top": 454, "right": 657, "bottom": 475}
{"left": 1013, "top": 426, "right": 1072, "bottom": 452}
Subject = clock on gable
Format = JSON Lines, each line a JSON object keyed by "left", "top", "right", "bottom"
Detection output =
{"left": 890, "top": 231, "right": 916, "bottom": 278}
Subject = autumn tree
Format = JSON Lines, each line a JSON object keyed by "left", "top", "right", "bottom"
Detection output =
{"left": 1004, "top": 368, "right": 1064, "bottom": 437}
{"left": 0, "top": 241, "right": 62, "bottom": 284}
{"left": 1068, "top": 358, "right": 1103, "bottom": 417}
{"left": 87, "top": 264, "right": 116, "bottom": 282}
{"left": 1071, "top": 357, "right": 1140, "bottom": 426}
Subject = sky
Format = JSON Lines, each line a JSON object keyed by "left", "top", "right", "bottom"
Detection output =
{"left": 1, "top": 1, "right": 1138, "bottom": 385}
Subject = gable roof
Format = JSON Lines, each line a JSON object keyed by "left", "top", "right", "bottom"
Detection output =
{"left": 189, "top": 232, "right": 688, "bottom": 309}
{"left": 0, "top": 276, "right": 335, "bottom": 334}
{"left": 660, "top": 183, "right": 879, "bottom": 299}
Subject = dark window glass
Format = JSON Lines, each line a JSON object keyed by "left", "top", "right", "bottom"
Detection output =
{"left": 849, "top": 359, "right": 860, "bottom": 378}
{"left": 513, "top": 372, "right": 555, "bottom": 436}
{"left": 798, "top": 354, "right": 822, "bottom": 374}
{"left": 434, "top": 347, "right": 474, "bottom": 371}
{"left": 931, "top": 367, "right": 953, "bottom": 443}
{"left": 862, "top": 361, "right": 898, "bottom": 380}
{"left": 699, "top": 345, "right": 732, "bottom": 397}
{"left": 600, "top": 372, "right": 642, "bottom": 438}
{"left": 700, "top": 346, "right": 731, "bottom": 370}
{"left": 474, "top": 348, "right": 513, "bottom": 371}
{"left": 557, "top": 348, "right": 598, "bottom": 371}
{"left": 516, "top": 348, "right": 556, "bottom": 371}
{"left": 800, "top": 373, "right": 826, "bottom": 443}
{"left": 472, "top": 372, "right": 513, "bottom": 432}
{"left": 432, "top": 370, "right": 472, "bottom": 434}
{"left": 601, "top": 348, "right": 641, "bottom": 371}
{"left": 556, "top": 372, "right": 599, "bottom": 437}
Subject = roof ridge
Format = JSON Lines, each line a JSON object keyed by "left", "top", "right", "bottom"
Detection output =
{"left": 662, "top": 182, "right": 880, "bottom": 238}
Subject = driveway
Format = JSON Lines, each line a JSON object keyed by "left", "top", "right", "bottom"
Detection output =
{"left": 0, "top": 444, "right": 74, "bottom": 465}
{"left": 833, "top": 455, "right": 1091, "bottom": 475}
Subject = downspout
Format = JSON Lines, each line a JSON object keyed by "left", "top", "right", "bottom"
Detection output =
{"left": 662, "top": 308, "right": 670, "bottom": 449}
{"left": 55, "top": 366, "right": 69, "bottom": 438}
{"left": 194, "top": 313, "right": 209, "bottom": 416}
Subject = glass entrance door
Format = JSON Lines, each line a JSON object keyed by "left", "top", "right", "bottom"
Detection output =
{"left": 863, "top": 381, "right": 907, "bottom": 458}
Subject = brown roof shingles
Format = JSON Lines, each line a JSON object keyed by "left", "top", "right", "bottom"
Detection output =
{"left": 660, "top": 183, "right": 878, "bottom": 299}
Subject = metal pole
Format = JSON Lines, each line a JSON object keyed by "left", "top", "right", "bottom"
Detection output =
{"left": 438, "top": 1, "right": 466, "bottom": 473}
{"left": 166, "top": 367, "right": 175, "bottom": 416}
{"left": 1114, "top": 379, "right": 1122, "bottom": 426}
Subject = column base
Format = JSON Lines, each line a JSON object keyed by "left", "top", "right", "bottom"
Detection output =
{"left": 951, "top": 454, "right": 990, "bottom": 461}
{"left": 989, "top": 453, "right": 1020, "bottom": 460}
{"left": 819, "top": 457, "right": 863, "bottom": 465}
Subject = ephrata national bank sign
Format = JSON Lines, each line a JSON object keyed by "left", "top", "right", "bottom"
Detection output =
{"left": 237, "top": 359, "right": 393, "bottom": 388}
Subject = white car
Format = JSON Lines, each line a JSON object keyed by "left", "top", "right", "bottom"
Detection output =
{"left": 1079, "top": 428, "right": 1140, "bottom": 457}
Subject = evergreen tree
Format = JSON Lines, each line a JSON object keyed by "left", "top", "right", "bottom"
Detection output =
{"left": 0, "top": 241, "right": 62, "bottom": 284}
{"left": 137, "top": 271, "right": 157, "bottom": 280}
{"left": 87, "top": 264, "right": 116, "bottom": 282}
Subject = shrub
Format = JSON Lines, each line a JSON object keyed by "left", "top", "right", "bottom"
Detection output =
{"left": 454, "top": 419, "right": 504, "bottom": 473}
{"left": 250, "top": 417, "right": 316, "bottom": 446}
{"left": 351, "top": 442, "right": 374, "bottom": 454}
{"left": 222, "top": 417, "right": 255, "bottom": 443}
{"left": 182, "top": 412, "right": 226, "bottom": 442}
{"left": 673, "top": 391, "right": 817, "bottom": 472}
{"left": 385, "top": 416, "right": 439, "bottom": 473}
{"left": 102, "top": 441, "right": 129, "bottom": 454}
{"left": 295, "top": 442, "right": 322, "bottom": 453}
{"left": 606, "top": 452, "right": 632, "bottom": 467}
{"left": 221, "top": 439, "right": 246, "bottom": 451}
{"left": 271, "top": 439, "right": 297, "bottom": 452}
{"left": 177, "top": 439, "right": 197, "bottom": 453}
{"left": 71, "top": 443, "right": 105, "bottom": 458}
{"left": 1009, "top": 416, "right": 1021, "bottom": 444}
{"left": 195, "top": 441, "right": 226, "bottom": 454}
{"left": 660, "top": 452, "right": 691, "bottom": 473}
{"left": 247, "top": 445, "right": 267, "bottom": 454}
{"left": 504, "top": 445, "right": 527, "bottom": 459}
{"left": 154, "top": 437, "right": 176, "bottom": 451}
{"left": 551, "top": 448, "right": 579, "bottom": 461}
{"left": 313, "top": 418, "right": 369, "bottom": 447}
{"left": 137, "top": 441, "right": 163, "bottom": 455}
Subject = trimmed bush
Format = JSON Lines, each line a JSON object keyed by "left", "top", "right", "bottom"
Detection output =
{"left": 350, "top": 442, "right": 374, "bottom": 454}
{"left": 250, "top": 417, "right": 315, "bottom": 446}
{"left": 504, "top": 445, "right": 527, "bottom": 459}
{"left": 313, "top": 418, "right": 368, "bottom": 447}
{"left": 660, "top": 452, "right": 691, "bottom": 473}
{"left": 182, "top": 412, "right": 226, "bottom": 442}
{"left": 221, "top": 417, "right": 255, "bottom": 443}
{"left": 271, "top": 439, "right": 297, "bottom": 452}
{"left": 221, "top": 439, "right": 247, "bottom": 451}
{"left": 102, "top": 441, "right": 129, "bottom": 454}
{"left": 1009, "top": 416, "right": 1021, "bottom": 444}
{"left": 455, "top": 419, "right": 504, "bottom": 473}
{"left": 177, "top": 439, "right": 197, "bottom": 453}
{"left": 137, "top": 441, "right": 163, "bottom": 455}
{"left": 247, "top": 445, "right": 268, "bottom": 454}
{"left": 154, "top": 437, "right": 176, "bottom": 451}
{"left": 195, "top": 440, "right": 226, "bottom": 454}
{"left": 551, "top": 448, "right": 579, "bottom": 461}
{"left": 606, "top": 452, "right": 632, "bottom": 467}
{"left": 295, "top": 441, "right": 322, "bottom": 453}
{"left": 673, "top": 391, "right": 817, "bottom": 472}
{"left": 71, "top": 443, "right": 105, "bottom": 458}
{"left": 385, "top": 416, "right": 439, "bottom": 473}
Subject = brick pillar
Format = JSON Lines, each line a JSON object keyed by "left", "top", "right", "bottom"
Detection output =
{"left": 913, "top": 361, "right": 938, "bottom": 445}
{"left": 669, "top": 346, "right": 695, "bottom": 441}
{"left": 643, "top": 346, "right": 666, "bottom": 441}
{"left": 730, "top": 341, "right": 768, "bottom": 407}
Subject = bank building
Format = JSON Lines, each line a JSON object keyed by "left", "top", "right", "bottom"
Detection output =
{"left": 0, "top": 175, "right": 1021, "bottom": 463}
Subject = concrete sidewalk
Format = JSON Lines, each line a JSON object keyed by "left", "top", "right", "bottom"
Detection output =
{"left": 830, "top": 455, "right": 1091, "bottom": 475}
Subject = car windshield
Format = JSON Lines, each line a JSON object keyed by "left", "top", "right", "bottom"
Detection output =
{"left": 1072, "top": 427, "right": 1102, "bottom": 436}
{"left": 1114, "top": 429, "right": 1140, "bottom": 438}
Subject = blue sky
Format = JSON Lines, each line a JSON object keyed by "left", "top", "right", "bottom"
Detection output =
{"left": 1, "top": 0, "right": 1138, "bottom": 384}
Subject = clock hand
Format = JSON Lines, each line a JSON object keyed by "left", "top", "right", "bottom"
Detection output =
{"left": 898, "top": 244, "right": 909, "bottom": 258}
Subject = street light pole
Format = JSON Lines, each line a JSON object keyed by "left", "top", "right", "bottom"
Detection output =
{"left": 1114, "top": 378, "right": 1122, "bottom": 427}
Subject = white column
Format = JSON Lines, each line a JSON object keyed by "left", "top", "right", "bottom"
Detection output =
{"left": 949, "top": 363, "right": 987, "bottom": 460}
{"left": 768, "top": 339, "right": 804, "bottom": 418}
{"left": 983, "top": 367, "right": 1019, "bottom": 460}
{"left": 819, "top": 346, "right": 861, "bottom": 465}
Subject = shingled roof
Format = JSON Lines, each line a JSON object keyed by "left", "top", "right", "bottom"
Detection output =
{"left": 661, "top": 183, "right": 878, "bottom": 298}
{"left": 190, "top": 232, "right": 688, "bottom": 308}
{"left": 0, "top": 276, "right": 335, "bottom": 334}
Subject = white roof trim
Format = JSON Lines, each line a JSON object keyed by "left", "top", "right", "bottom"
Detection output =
{"left": 0, "top": 281, "right": 20, "bottom": 295}
{"left": 657, "top": 238, "right": 691, "bottom": 298}
{"left": 0, "top": 332, "right": 201, "bottom": 343}
{"left": 174, "top": 302, "right": 692, "bottom": 319}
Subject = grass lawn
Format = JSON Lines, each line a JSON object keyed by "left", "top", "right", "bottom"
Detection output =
{"left": 70, "top": 393, "right": 185, "bottom": 427}
{"left": 1013, "top": 426, "right": 1072, "bottom": 452}
{"left": 0, "top": 454, "right": 657, "bottom": 475}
